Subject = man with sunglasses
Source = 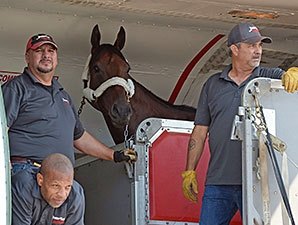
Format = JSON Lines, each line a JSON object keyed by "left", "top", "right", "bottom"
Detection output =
{"left": 2, "top": 33, "right": 137, "bottom": 175}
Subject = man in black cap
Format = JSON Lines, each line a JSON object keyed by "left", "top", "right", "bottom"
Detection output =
{"left": 181, "top": 22, "right": 298, "bottom": 224}
{"left": 2, "top": 33, "right": 137, "bottom": 175}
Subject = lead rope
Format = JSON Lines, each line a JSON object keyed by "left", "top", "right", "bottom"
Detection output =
{"left": 123, "top": 93, "right": 135, "bottom": 179}
{"left": 252, "top": 94, "right": 296, "bottom": 225}
{"left": 77, "top": 96, "right": 86, "bottom": 117}
{"left": 123, "top": 123, "right": 134, "bottom": 179}
{"left": 124, "top": 124, "right": 129, "bottom": 148}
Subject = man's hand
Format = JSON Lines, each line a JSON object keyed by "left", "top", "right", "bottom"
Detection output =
{"left": 113, "top": 148, "right": 138, "bottom": 163}
{"left": 181, "top": 170, "right": 198, "bottom": 202}
{"left": 282, "top": 67, "right": 298, "bottom": 93}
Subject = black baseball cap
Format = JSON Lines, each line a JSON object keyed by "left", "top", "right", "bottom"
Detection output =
{"left": 227, "top": 22, "right": 272, "bottom": 47}
{"left": 26, "top": 33, "right": 58, "bottom": 52}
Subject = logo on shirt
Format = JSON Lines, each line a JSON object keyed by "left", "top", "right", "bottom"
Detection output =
{"left": 62, "top": 97, "right": 70, "bottom": 105}
{"left": 52, "top": 215, "right": 66, "bottom": 224}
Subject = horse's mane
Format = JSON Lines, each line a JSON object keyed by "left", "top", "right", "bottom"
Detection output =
{"left": 129, "top": 76, "right": 196, "bottom": 112}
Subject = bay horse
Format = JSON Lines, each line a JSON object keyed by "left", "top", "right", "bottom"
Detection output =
{"left": 82, "top": 24, "right": 196, "bottom": 144}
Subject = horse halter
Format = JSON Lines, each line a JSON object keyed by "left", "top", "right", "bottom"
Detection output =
{"left": 81, "top": 54, "right": 135, "bottom": 102}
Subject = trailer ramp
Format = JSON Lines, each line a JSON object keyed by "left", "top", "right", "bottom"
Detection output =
{"left": 232, "top": 78, "right": 298, "bottom": 225}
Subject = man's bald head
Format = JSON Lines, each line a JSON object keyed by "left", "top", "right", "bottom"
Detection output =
{"left": 40, "top": 153, "right": 73, "bottom": 177}
{"left": 37, "top": 153, "right": 74, "bottom": 208}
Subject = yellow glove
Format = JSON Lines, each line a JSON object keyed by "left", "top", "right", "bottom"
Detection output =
{"left": 181, "top": 170, "right": 198, "bottom": 202}
{"left": 282, "top": 67, "right": 298, "bottom": 93}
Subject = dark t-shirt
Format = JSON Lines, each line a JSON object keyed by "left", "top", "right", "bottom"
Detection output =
{"left": 12, "top": 170, "right": 85, "bottom": 225}
{"left": 1, "top": 68, "right": 85, "bottom": 163}
{"left": 195, "top": 65, "right": 284, "bottom": 185}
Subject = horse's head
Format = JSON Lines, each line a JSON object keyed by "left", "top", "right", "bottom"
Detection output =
{"left": 84, "top": 25, "right": 134, "bottom": 129}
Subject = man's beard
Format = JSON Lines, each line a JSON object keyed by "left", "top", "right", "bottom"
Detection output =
{"left": 249, "top": 57, "right": 261, "bottom": 68}
{"left": 37, "top": 65, "right": 53, "bottom": 74}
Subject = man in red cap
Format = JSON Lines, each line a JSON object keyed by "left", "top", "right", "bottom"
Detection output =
{"left": 181, "top": 22, "right": 298, "bottom": 225}
{"left": 2, "top": 33, "right": 137, "bottom": 175}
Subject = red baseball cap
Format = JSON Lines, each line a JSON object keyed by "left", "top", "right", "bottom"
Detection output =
{"left": 26, "top": 33, "right": 58, "bottom": 52}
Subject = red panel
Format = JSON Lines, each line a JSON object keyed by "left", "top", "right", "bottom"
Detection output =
{"left": 149, "top": 131, "right": 242, "bottom": 224}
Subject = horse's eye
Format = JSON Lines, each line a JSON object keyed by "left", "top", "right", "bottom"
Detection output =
{"left": 93, "top": 65, "right": 100, "bottom": 73}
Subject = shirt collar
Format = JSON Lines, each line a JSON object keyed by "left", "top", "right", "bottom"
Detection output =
{"left": 24, "top": 67, "right": 63, "bottom": 91}
{"left": 219, "top": 64, "right": 261, "bottom": 85}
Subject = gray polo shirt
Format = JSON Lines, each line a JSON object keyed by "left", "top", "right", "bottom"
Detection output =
{"left": 1, "top": 68, "right": 85, "bottom": 163}
{"left": 12, "top": 170, "right": 85, "bottom": 225}
{"left": 195, "top": 65, "right": 284, "bottom": 185}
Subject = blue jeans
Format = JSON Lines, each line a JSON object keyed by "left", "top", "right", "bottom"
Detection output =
{"left": 200, "top": 185, "right": 242, "bottom": 225}
{"left": 11, "top": 161, "right": 40, "bottom": 176}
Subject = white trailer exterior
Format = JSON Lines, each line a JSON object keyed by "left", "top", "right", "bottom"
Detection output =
{"left": 0, "top": 88, "right": 11, "bottom": 225}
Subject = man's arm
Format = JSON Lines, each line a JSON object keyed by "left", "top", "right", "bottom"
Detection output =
{"left": 1, "top": 83, "right": 21, "bottom": 127}
{"left": 74, "top": 131, "right": 137, "bottom": 163}
{"left": 186, "top": 124, "right": 209, "bottom": 170}
{"left": 181, "top": 124, "right": 208, "bottom": 202}
{"left": 74, "top": 131, "right": 114, "bottom": 160}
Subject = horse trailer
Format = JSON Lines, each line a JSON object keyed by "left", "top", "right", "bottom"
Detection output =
{"left": 75, "top": 78, "right": 298, "bottom": 225}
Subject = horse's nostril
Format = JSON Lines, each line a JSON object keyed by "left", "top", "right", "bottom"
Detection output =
{"left": 111, "top": 103, "right": 131, "bottom": 119}
{"left": 112, "top": 104, "right": 119, "bottom": 116}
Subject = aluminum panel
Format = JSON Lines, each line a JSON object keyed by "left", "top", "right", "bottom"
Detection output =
{"left": 241, "top": 78, "right": 298, "bottom": 225}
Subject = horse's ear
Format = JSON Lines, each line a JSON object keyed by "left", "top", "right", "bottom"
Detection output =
{"left": 91, "top": 24, "right": 101, "bottom": 54}
{"left": 114, "top": 26, "right": 125, "bottom": 51}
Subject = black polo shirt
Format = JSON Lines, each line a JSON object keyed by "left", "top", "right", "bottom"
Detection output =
{"left": 12, "top": 170, "right": 85, "bottom": 225}
{"left": 2, "top": 68, "right": 84, "bottom": 163}
{"left": 195, "top": 65, "right": 284, "bottom": 185}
